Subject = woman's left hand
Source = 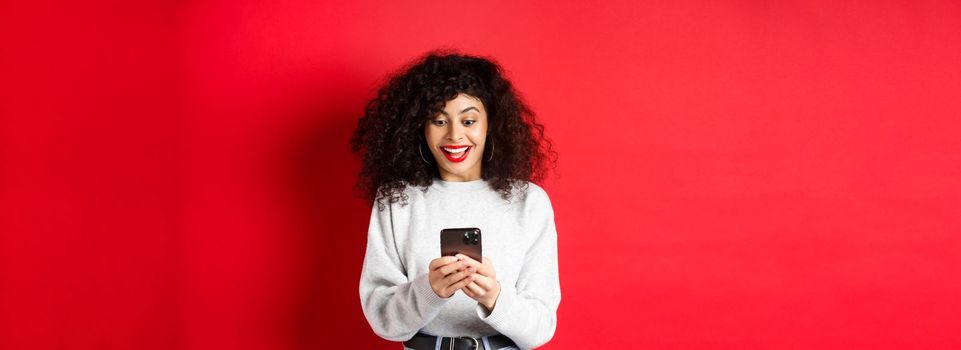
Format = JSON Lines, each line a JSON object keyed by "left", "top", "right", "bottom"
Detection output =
{"left": 457, "top": 254, "right": 502, "bottom": 312}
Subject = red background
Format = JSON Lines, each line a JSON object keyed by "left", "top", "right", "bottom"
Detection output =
{"left": 2, "top": 1, "right": 960, "bottom": 349}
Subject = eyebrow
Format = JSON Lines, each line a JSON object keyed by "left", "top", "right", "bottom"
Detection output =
{"left": 438, "top": 107, "right": 480, "bottom": 116}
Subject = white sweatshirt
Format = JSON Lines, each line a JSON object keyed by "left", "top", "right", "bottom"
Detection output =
{"left": 358, "top": 179, "right": 561, "bottom": 349}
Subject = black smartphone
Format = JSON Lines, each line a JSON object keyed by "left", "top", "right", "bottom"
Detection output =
{"left": 440, "top": 227, "right": 482, "bottom": 262}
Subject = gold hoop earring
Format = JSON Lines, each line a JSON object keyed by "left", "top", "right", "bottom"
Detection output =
{"left": 419, "top": 144, "right": 431, "bottom": 164}
{"left": 486, "top": 140, "right": 494, "bottom": 162}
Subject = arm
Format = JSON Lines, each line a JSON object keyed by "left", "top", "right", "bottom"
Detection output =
{"left": 476, "top": 191, "right": 561, "bottom": 349}
{"left": 358, "top": 201, "right": 448, "bottom": 341}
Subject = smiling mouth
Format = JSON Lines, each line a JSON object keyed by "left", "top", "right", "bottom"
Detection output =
{"left": 440, "top": 145, "right": 471, "bottom": 163}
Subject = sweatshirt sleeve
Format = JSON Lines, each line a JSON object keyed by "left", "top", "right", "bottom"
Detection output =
{"left": 476, "top": 188, "right": 561, "bottom": 349}
{"left": 359, "top": 200, "right": 449, "bottom": 341}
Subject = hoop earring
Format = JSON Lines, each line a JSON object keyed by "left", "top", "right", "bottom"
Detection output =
{"left": 419, "top": 144, "right": 431, "bottom": 164}
{"left": 486, "top": 140, "right": 494, "bottom": 162}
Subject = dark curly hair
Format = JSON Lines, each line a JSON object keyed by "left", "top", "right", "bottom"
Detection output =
{"left": 351, "top": 50, "right": 556, "bottom": 209}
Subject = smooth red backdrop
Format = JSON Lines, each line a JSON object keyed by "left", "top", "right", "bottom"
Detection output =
{"left": 2, "top": 1, "right": 960, "bottom": 349}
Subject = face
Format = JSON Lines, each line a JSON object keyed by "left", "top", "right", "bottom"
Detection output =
{"left": 424, "top": 93, "right": 488, "bottom": 182}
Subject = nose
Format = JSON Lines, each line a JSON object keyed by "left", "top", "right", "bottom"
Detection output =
{"left": 446, "top": 123, "right": 464, "bottom": 141}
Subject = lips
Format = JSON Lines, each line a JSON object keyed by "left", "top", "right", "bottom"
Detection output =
{"left": 440, "top": 145, "right": 471, "bottom": 163}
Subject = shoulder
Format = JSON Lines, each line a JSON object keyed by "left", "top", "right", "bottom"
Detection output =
{"left": 508, "top": 180, "right": 548, "bottom": 200}
{"left": 511, "top": 181, "right": 554, "bottom": 213}
{"left": 372, "top": 182, "right": 430, "bottom": 211}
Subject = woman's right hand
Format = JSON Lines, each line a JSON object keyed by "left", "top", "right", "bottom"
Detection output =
{"left": 428, "top": 256, "right": 475, "bottom": 298}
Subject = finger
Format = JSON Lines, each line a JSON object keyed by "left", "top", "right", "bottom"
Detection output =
{"left": 464, "top": 281, "right": 485, "bottom": 296}
{"left": 474, "top": 264, "right": 494, "bottom": 277}
{"left": 446, "top": 274, "right": 474, "bottom": 294}
{"left": 460, "top": 256, "right": 492, "bottom": 276}
{"left": 456, "top": 254, "right": 480, "bottom": 267}
{"left": 430, "top": 256, "right": 458, "bottom": 270}
{"left": 440, "top": 265, "right": 475, "bottom": 286}
{"left": 469, "top": 274, "right": 496, "bottom": 290}
{"left": 458, "top": 255, "right": 493, "bottom": 276}
{"left": 437, "top": 261, "right": 465, "bottom": 276}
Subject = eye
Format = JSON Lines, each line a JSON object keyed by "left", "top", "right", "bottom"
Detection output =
{"left": 463, "top": 120, "right": 475, "bottom": 126}
{"left": 431, "top": 120, "right": 447, "bottom": 126}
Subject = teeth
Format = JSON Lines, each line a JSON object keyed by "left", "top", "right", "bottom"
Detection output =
{"left": 443, "top": 146, "right": 468, "bottom": 154}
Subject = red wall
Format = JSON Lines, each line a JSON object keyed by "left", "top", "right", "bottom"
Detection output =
{"left": 2, "top": 1, "right": 960, "bottom": 349}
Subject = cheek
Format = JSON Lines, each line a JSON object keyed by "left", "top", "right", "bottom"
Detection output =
{"left": 470, "top": 126, "right": 488, "bottom": 143}
{"left": 424, "top": 128, "right": 439, "bottom": 145}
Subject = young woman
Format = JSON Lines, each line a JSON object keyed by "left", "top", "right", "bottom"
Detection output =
{"left": 352, "top": 51, "right": 560, "bottom": 350}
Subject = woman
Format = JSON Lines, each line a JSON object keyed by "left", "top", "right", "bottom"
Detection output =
{"left": 351, "top": 51, "right": 559, "bottom": 350}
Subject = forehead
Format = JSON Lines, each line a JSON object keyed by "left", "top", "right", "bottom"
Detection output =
{"left": 442, "top": 94, "right": 485, "bottom": 112}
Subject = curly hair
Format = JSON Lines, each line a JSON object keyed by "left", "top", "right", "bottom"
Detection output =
{"left": 350, "top": 50, "right": 556, "bottom": 209}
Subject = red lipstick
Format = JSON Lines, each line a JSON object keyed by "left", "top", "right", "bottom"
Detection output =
{"left": 439, "top": 145, "right": 471, "bottom": 163}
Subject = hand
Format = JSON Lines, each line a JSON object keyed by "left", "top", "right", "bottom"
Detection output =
{"left": 457, "top": 254, "right": 501, "bottom": 311}
{"left": 428, "top": 256, "right": 475, "bottom": 298}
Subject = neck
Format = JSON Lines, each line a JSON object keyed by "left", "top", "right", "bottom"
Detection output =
{"left": 439, "top": 168, "right": 482, "bottom": 182}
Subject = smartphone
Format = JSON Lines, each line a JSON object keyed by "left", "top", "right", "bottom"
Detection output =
{"left": 440, "top": 227, "right": 482, "bottom": 262}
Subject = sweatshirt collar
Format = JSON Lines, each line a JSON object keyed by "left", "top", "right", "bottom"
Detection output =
{"left": 430, "top": 178, "right": 490, "bottom": 192}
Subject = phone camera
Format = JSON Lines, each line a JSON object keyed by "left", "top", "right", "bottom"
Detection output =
{"left": 463, "top": 231, "right": 480, "bottom": 245}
